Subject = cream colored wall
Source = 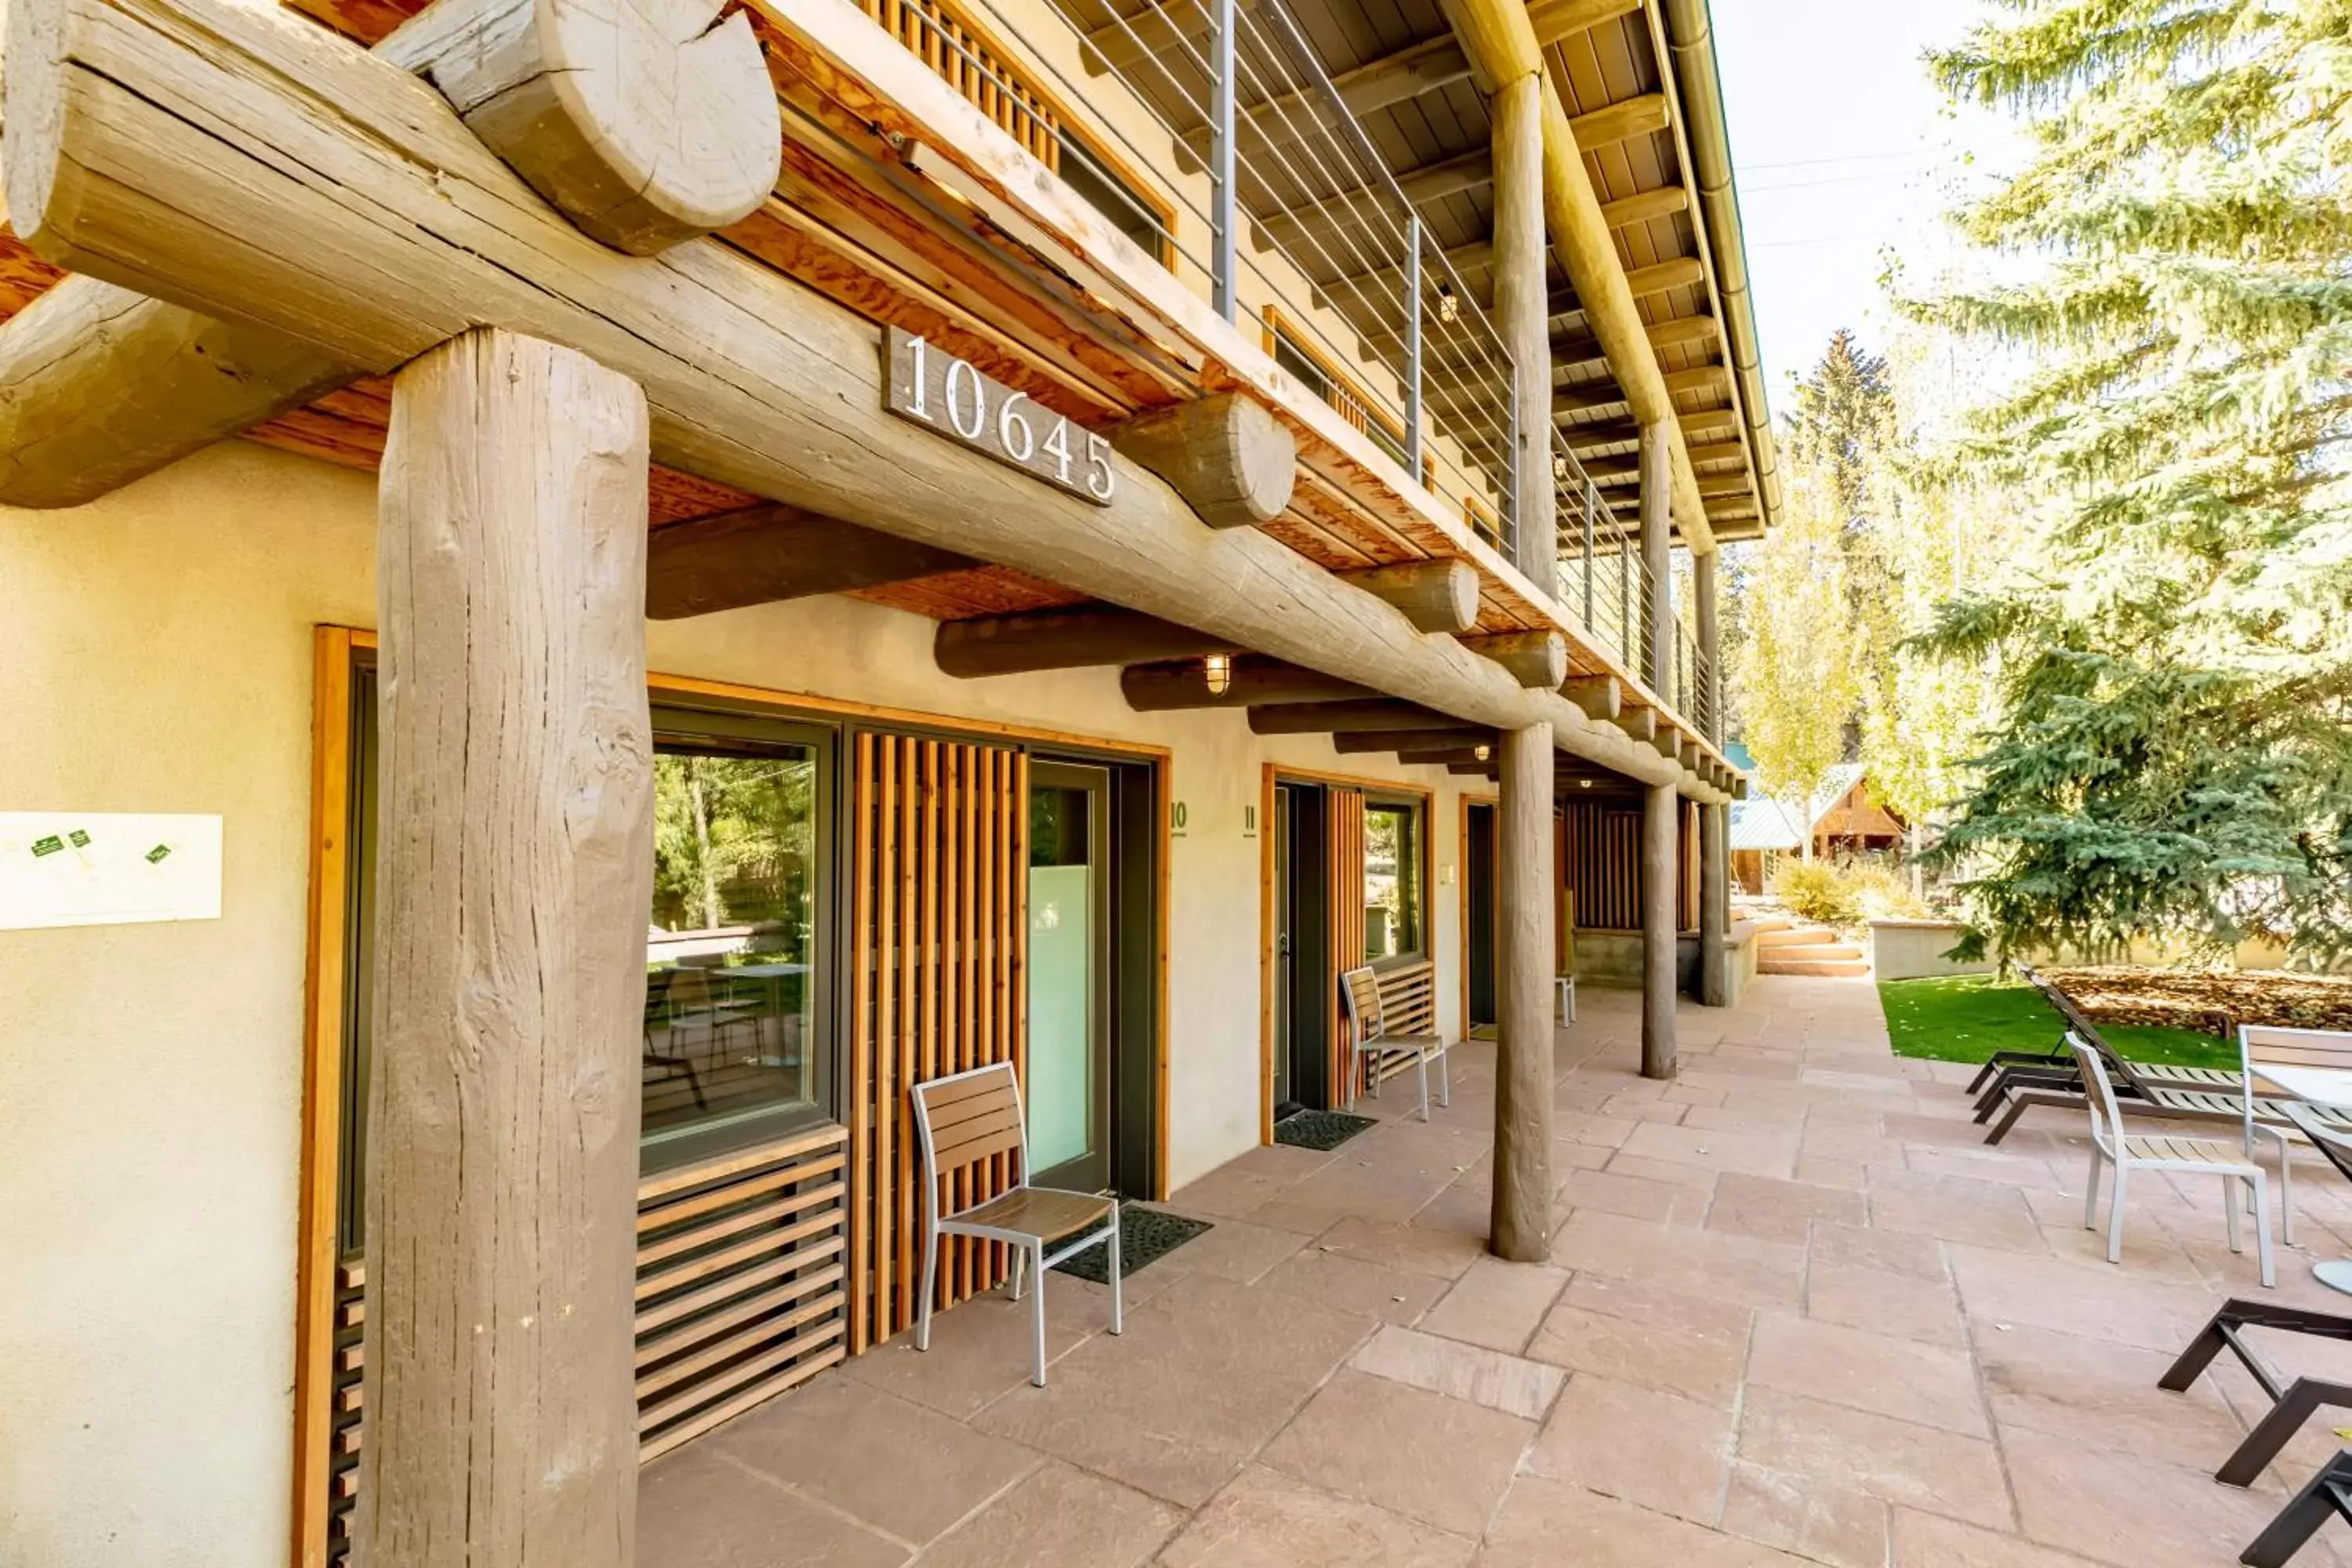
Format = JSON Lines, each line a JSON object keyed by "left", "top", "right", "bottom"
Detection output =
{"left": 0, "top": 441, "right": 1478, "bottom": 1563}
{"left": 0, "top": 445, "right": 377, "bottom": 1568}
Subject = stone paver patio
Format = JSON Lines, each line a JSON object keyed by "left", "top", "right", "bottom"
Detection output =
{"left": 641, "top": 976, "right": 2352, "bottom": 1566}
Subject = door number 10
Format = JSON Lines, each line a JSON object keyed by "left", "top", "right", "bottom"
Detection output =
{"left": 885, "top": 328, "right": 1116, "bottom": 506}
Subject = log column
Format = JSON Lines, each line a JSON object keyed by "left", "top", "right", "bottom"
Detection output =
{"left": 1490, "top": 721, "right": 1557, "bottom": 1261}
{"left": 1642, "top": 780, "right": 1678, "bottom": 1077}
{"left": 1638, "top": 419, "right": 1674, "bottom": 692}
{"left": 1699, "top": 802, "right": 1728, "bottom": 1007}
{"left": 1695, "top": 546, "right": 1727, "bottom": 1007}
{"left": 1491, "top": 71, "right": 1554, "bottom": 587}
{"left": 358, "top": 328, "right": 653, "bottom": 1566}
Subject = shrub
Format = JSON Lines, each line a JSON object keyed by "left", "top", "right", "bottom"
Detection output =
{"left": 1773, "top": 859, "right": 1861, "bottom": 926}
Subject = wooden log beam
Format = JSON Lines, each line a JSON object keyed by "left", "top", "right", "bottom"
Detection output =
{"left": 0, "top": 0, "right": 778, "bottom": 508}
{"left": 1250, "top": 699, "right": 1471, "bottom": 736}
{"left": 1613, "top": 706, "right": 1658, "bottom": 744}
{"left": 936, "top": 606, "right": 1229, "bottom": 677}
{"left": 387, "top": 0, "right": 780, "bottom": 255}
{"left": 1105, "top": 392, "right": 1294, "bottom": 530}
{"left": 1395, "top": 745, "right": 1490, "bottom": 766}
{"left": 1563, "top": 411, "right": 1740, "bottom": 456}
{"left": 1430, "top": 0, "right": 1713, "bottom": 550}
{"left": 1335, "top": 561, "right": 1481, "bottom": 635}
{"left": 1562, "top": 674, "right": 1621, "bottom": 722}
{"left": 0, "top": 278, "right": 358, "bottom": 507}
{"left": 1567, "top": 93, "right": 1668, "bottom": 151}
{"left": 1251, "top": 148, "right": 1493, "bottom": 256}
{"left": 1178, "top": 0, "right": 1636, "bottom": 162}
{"left": 1599, "top": 184, "right": 1691, "bottom": 231}
{"left": 644, "top": 503, "right": 978, "bottom": 619}
{"left": 1120, "top": 654, "right": 1375, "bottom": 710}
{"left": 2, "top": 0, "right": 1730, "bottom": 804}
{"left": 1461, "top": 630, "right": 1566, "bottom": 690}
{"left": 1490, "top": 720, "right": 1555, "bottom": 1261}
{"left": 1699, "top": 800, "right": 1727, "bottom": 1005}
{"left": 1333, "top": 726, "right": 1491, "bottom": 753}
{"left": 361, "top": 327, "right": 648, "bottom": 1563}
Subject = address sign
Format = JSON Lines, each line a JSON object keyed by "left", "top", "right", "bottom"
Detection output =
{"left": 884, "top": 328, "right": 1116, "bottom": 506}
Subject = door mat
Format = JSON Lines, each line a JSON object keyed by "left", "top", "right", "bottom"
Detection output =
{"left": 1053, "top": 1204, "right": 1212, "bottom": 1284}
{"left": 1273, "top": 1108, "right": 1379, "bottom": 1152}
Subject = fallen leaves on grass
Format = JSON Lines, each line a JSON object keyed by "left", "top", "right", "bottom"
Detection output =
{"left": 2042, "top": 967, "right": 2352, "bottom": 1037}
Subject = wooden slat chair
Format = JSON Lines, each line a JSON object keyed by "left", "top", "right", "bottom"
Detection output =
{"left": 909, "top": 1062, "right": 1122, "bottom": 1388}
{"left": 1340, "top": 965, "right": 1450, "bottom": 1123}
{"left": 2072, "top": 1035, "right": 2280, "bottom": 1287}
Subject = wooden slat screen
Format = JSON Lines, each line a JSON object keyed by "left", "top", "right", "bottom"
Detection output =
{"left": 1561, "top": 799, "right": 1698, "bottom": 933}
{"left": 862, "top": 0, "right": 1061, "bottom": 168}
{"left": 1325, "top": 789, "right": 1367, "bottom": 1102}
{"left": 848, "top": 732, "right": 1029, "bottom": 1353}
{"left": 320, "top": 1127, "right": 852, "bottom": 1563}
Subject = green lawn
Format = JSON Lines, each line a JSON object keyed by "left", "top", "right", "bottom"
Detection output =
{"left": 1878, "top": 975, "right": 2238, "bottom": 1070}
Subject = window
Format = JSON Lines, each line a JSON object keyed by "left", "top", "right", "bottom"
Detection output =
{"left": 1270, "top": 319, "right": 1413, "bottom": 470}
{"left": 643, "top": 708, "right": 833, "bottom": 1163}
{"left": 1363, "top": 797, "right": 1425, "bottom": 961}
{"left": 1059, "top": 131, "right": 1172, "bottom": 263}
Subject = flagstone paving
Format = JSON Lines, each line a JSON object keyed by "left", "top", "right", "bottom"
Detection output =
{"left": 642, "top": 976, "right": 2352, "bottom": 1566}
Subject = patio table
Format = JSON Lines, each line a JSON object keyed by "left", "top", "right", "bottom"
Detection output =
{"left": 2252, "top": 1063, "right": 2352, "bottom": 1295}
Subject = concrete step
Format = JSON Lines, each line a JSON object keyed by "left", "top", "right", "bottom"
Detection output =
{"left": 1744, "top": 913, "right": 1792, "bottom": 935}
{"left": 1756, "top": 927, "right": 1838, "bottom": 948}
{"left": 1759, "top": 956, "right": 1871, "bottom": 978}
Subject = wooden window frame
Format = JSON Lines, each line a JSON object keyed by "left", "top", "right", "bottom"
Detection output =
{"left": 1255, "top": 764, "right": 1438, "bottom": 1140}
{"left": 297, "top": 629, "right": 1173, "bottom": 1566}
{"left": 1360, "top": 789, "right": 1432, "bottom": 968}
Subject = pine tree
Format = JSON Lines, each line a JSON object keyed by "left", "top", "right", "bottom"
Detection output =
{"left": 1908, "top": 0, "right": 2352, "bottom": 961}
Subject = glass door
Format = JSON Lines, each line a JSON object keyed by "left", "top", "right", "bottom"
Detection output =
{"left": 1027, "top": 762, "right": 1111, "bottom": 1191}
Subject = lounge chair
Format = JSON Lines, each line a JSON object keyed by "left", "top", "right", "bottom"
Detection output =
{"left": 2239, "top": 1450, "right": 2352, "bottom": 1566}
{"left": 1966, "top": 962, "right": 2238, "bottom": 1098}
{"left": 1976, "top": 970, "right": 2345, "bottom": 1147}
{"left": 2163, "top": 1290, "right": 2352, "bottom": 1488}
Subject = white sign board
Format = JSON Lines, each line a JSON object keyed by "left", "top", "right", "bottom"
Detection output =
{"left": 0, "top": 812, "right": 224, "bottom": 931}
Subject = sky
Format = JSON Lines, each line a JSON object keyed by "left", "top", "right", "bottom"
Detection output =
{"left": 1709, "top": 0, "right": 2021, "bottom": 408}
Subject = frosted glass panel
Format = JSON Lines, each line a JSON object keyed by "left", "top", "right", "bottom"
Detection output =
{"left": 1027, "top": 864, "right": 1094, "bottom": 1172}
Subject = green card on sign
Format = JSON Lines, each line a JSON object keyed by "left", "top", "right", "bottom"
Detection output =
{"left": 67, "top": 829, "right": 91, "bottom": 848}
{"left": 31, "top": 836, "right": 64, "bottom": 858}
{"left": 145, "top": 844, "right": 172, "bottom": 864}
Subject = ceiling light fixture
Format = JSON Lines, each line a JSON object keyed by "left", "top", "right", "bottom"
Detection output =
{"left": 1474, "top": 744, "right": 1492, "bottom": 763}
{"left": 1436, "top": 283, "right": 1460, "bottom": 325}
{"left": 1551, "top": 452, "right": 1570, "bottom": 482}
{"left": 1203, "top": 652, "right": 1232, "bottom": 697}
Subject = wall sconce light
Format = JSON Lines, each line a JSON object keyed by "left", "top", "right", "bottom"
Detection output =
{"left": 1474, "top": 744, "right": 1492, "bottom": 763}
{"left": 1577, "top": 778, "right": 1594, "bottom": 789}
{"left": 1436, "top": 283, "right": 1460, "bottom": 325}
{"left": 1203, "top": 652, "right": 1232, "bottom": 697}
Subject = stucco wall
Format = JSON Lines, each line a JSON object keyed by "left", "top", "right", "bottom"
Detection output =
{"left": 0, "top": 442, "right": 1480, "bottom": 1564}
{"left": 0, "top": 445, "right": 377, "bottom": 1568}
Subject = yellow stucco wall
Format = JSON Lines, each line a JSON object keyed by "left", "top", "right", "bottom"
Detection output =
{"left": 0, "top": 441, "right": 1482, "bottom": 1564}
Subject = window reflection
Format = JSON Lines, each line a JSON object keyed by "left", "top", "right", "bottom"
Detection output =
{"left": 1364, "top": 800, "right": 1425, "bottom": 961}
{"left": 644, "top": 746, "right": 818, "bottom": 1145}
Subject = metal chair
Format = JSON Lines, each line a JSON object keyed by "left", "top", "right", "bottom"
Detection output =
{"left": 1339, "top": 965, "right": 1449, "bottom": 1122}
{"left": 2073, "top": 1034, "right": 2280, "bottom": 1287}
{"left": 909, "top": 1062, "right": 1121, "bottom": 1388}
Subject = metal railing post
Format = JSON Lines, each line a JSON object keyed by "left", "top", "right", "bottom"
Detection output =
{"left": 1618, "top": 527, "right": 1632, "bottom": 663}
{"left": 1581, "top": 481, "right": 1597, "bottom": 631}
{"left": 1403, "top": 214, "right": 1423, "bottom": 473}
{"left": 1210, "top": 0, "right": 1237, "bottom": 322}
{"left": 1504, "top": 361, "right": 1521, "bottom": 561}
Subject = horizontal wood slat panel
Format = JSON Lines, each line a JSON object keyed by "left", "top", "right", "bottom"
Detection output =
{"left": 321, "top": 1131, "right": 851, "bottom": 1560}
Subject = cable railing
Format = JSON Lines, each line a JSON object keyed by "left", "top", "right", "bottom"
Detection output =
{"left": 865, "top": 0, "right": 1522, "bottom": 557}
{"left": 1552, "top": 430, "right": 1654, "bottom": 678}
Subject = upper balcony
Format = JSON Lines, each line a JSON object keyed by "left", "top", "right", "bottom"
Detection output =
{"left": 0, "top": 0, "right": 1762, "bottom": 775}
